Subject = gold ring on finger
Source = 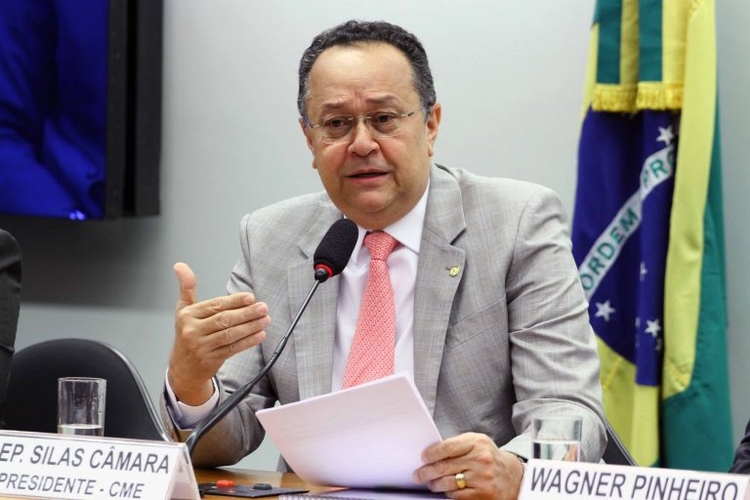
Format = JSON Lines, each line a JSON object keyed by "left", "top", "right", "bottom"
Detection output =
{"left": 454, "top": 472, "right": 467, "bottom": 490}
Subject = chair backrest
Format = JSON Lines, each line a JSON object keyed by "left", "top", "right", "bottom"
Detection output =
{"left": 1, "top": 338, "right": 171, "bottom": 442}
{"left": 602, "top": 418, "right": 637, "bottom": 465}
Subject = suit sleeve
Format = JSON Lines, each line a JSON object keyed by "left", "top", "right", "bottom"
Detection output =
{"left": 0, "top": 229, "right": 22, "bottom": 417}
{"left": 502, "top": 186, "right": 607, "bottom": 462}
{"left": 730, "top": 419, "right": 750, "bottom": 473}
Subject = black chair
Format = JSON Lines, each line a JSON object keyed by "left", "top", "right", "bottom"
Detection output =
{"left": 602, "top": 418, "right": 637, "bottom": 465}
{"left": 1, "top": 338, "right": 171, "bottom": 442}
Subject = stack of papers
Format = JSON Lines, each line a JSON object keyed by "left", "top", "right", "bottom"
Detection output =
{"left": 256, "top": 373, "right": 443, "bottom": 490}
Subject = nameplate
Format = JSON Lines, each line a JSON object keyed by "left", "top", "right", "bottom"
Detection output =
{"left": 0, "top": 430, "right": 199, "bottom": 500}
{"left": 519, "top": 459, "right": 750, "bottom": 500}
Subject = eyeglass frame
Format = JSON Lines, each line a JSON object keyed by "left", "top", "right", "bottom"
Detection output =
{"left": 306, "top": 110, "right": 417, "bottom": 143}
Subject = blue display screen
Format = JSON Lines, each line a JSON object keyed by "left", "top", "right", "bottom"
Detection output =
{"left": 0, "top": 0, "right": 109, "bottom": 220}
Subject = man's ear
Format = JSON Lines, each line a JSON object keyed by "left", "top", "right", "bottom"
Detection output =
{"left": 300, "top": 118, "right": 314, "bottom": 151}
{"left": 426, "top": 103, "right": 441, "bottom": 157}
{"left": 299, "top": 118, "right": 317, "bottom": 169}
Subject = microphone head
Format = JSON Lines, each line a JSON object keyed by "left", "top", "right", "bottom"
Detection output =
{"left": 313, "top": 218, "right": 358, "bottom": 282}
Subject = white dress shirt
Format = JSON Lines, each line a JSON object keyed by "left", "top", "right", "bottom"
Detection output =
{"left": 331, "top": 187, "right": 427, "bottom": 390}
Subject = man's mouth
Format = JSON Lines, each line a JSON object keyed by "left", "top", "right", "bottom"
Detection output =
{"left": 351, "top": 171, "right": 385, "bottom": 178}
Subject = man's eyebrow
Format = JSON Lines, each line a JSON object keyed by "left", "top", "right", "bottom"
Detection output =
{"left": 317, "top": 102, "right": 348, "bottom": 114}
{"left": 364, "top": 95, "right": 401, "bottom": 106}
{"left": 317, "top": 95, "right": 403, "bottom": 114}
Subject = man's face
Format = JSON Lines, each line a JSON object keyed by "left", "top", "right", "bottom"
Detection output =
{"left": 301, "top": 42, "right": 441, "bottom": 230}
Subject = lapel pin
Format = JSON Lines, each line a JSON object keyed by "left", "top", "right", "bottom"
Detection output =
{"left": 447, "top": 266, "right": 460, "bottom": 277}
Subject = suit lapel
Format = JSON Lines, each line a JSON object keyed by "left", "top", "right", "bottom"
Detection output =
{"left": 286, "top": 166, "right": 466, "bottom": 408}
{"left": 413, "top": 165, "right": 466, "bottom": 414}
{"left": 288, "top": 208, "right": 343, "bottom": 401}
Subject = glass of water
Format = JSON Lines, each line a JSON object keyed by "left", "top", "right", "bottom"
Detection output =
{"left": 57, "top": 377, "right": 106, "bottom": 436}
{"left": 531, "top": 415, "right": 582, "bottom": 461}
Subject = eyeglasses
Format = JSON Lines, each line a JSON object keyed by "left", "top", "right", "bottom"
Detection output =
{"left": 308, "top": 110, "right": 416, "bottom": 143}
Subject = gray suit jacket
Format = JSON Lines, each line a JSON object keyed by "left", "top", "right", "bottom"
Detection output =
{"left": 167, "top": 164, "right": 606, "bottom": 468}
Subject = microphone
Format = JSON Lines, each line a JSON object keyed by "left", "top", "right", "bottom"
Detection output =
{"left": 185, "top": 218, "right": 358, "bottom": 455}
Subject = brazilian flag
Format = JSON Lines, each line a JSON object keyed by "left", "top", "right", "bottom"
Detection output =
{"left": 571, "top": 0, "right": 733, "bottom": 470}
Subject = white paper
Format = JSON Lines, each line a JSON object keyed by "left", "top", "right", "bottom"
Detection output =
{"left": 256, "top": 373, "right": 442, "bottom": 489}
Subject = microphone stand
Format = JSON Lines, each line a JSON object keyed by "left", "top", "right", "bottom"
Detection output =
{"left": 185, "top": 277, "right": 324, "bottom": 455}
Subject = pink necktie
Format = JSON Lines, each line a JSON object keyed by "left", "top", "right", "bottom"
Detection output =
{"left": 342, "top": 231, "right": 399, "bottom": 389}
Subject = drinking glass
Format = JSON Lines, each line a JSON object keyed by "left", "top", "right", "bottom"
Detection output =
{"left": 57, "top": 377, "right": 106, "bottom": 436}
{"left": 531, "top": 415, "right": 582, "bottom": 461}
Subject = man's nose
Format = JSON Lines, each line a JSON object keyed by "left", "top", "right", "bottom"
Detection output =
{"left": 348, "top": 118, "right": 378, "bottom": 155}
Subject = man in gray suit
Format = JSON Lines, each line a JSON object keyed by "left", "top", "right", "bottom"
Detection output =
{"left": 0, "top": 229, "right": 21, "bottom": 422}
{"left": 163, "top": 20, "right": 605, "bottom": 499}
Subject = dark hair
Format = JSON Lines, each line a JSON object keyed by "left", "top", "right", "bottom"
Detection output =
{"left": 297, "top": 20, "right": 436, "bottom": 124}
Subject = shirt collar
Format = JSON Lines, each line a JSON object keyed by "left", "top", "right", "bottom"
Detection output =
{"left": 350, "top": 179, "right": 429, "bottom": 262}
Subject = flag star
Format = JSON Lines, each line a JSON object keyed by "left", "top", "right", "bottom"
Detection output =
{"left": 635, "top": 317, "right": 641, "bottom": 329}
{"left": 645, "top": 319, "right": 662, "bottom": 338}
{"left": 594, "top": 300, "right": 616, "bottom": 322}
{"left": 656, "top": 126, "right": 675, "bottom": 145}
{"left": 640, "top": 262, "right": 648, "bottom": 281}
{"left": 655, "top": 338, "right": 663, "bottom": 352}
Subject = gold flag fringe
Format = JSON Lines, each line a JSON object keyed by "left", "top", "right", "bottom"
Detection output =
{"left": 593, "top": 82, "right": 684, "bottom": 113}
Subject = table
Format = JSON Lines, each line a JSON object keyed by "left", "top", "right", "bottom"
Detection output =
{"left": 195, "top": 467, "right": 340, "bottom": 498}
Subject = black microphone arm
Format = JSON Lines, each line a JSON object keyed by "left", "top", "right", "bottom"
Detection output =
{"left": 184, "top": 218, "right": 358, "bottom": 456}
